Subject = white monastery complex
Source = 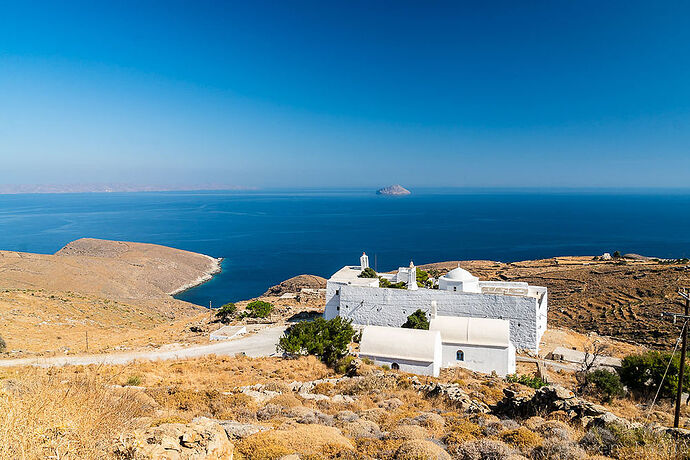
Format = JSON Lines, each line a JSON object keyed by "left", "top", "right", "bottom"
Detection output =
{"left": 325, "top": 252, "right": 548, "bottom": 377}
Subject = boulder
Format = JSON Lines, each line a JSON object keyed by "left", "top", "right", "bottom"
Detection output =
{"left": 115, "top": 420, "right": 234, "bottom": 460}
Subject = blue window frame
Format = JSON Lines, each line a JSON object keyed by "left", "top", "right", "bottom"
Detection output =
{"left": 456, "top": 350, "right": 464, "bottom": 361}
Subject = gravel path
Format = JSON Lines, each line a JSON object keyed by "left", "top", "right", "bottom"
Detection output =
{"left": 0, "top": 325, "right": 288, "bottom": 368}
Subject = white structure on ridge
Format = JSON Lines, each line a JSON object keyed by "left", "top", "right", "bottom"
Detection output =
{"left": 325, "top": 253, "right": 548, "bottom": 353}
{"left": 429, "top": 316, "right": 515, "bottom": 376}
{"left": 359, "top": 325, "right": 442, "bottom": 377}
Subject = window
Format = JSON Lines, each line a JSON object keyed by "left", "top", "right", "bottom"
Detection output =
{"left": 456, "top": 350, "right": 464, "bottom": 361}
{"left": 335, "top": 289, "right": 340, "bottom": 295}
{"left": 391, "top": 362, "right": 400, "bottom": 370}
{"left": 453, "top": 286, "right": 457, "bottom": 291}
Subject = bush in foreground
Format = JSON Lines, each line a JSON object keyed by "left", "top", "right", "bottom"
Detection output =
{"left": 401, "top": 309, "right": 429, "bottom": 330}
{"left": 277, "top": 316, "right": 356, "bottom": 367}
{"left": 0, "top": 335, "right": 5, "bottom": 353}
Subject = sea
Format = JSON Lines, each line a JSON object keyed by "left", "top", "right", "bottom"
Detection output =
{"left": 1, "top": 188, "right": 689, "bottom": 306}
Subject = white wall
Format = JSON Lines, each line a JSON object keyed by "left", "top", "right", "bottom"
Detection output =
{"left": 440, "top": 342, "right": 515, "bottom": 376}
{"left": 360, "top": 355, "right": 439, "bottom": 377}
{"left": 337, "top": 285, "right": 544, "bottom": 352}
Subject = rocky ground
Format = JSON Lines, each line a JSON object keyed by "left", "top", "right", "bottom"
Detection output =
{"left": 2, "top": 355, "right": 688, "bottom": 459}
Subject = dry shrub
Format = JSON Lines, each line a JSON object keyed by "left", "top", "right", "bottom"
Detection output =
{"left": 444, "top": 420, "right": 481, "bottom": 453}
{"left": 531, "top": 439, "right": 585, "bottom": 460}
{"left": 500, "top": 427, "right": 543, "bottom": 449}
{"left": 236, "top": 424, "right": 354, "bottom": 459}
{"left": 342, "top": 419, "right": 382, "bottom": 439}
{"left": 477, "top": 384, "right": 505, "bottom": 404}
{"left": 263, "top": 381, "right": 291, "bottom": 393}
{"left": 270, "top": 393, "right": 301, "bottom": 409}
{"left": 534, "top": 420, "right": 574, "bottom": 441}
{"left": 355, "top": 438, "right": 404, "bottom": 458}
{"left": 312, "top": 381, "right": 336, "bottom": 395}
{"left": 394, "top": 439, "right": 451, "bottom": 460}
{"left": 149, "top": 414, "right": 191, "bottom": 426}
{"left": 453, "top": 439, "right": 516, "bottom": 460}
{"left": 0, "top": 372, "right": 149, "bottom": 460}
{"left": 147, "top": 387, "right": 257, "bottom": 420}
{"left": 388, "top": 424, "right": 430, "bottom": 440}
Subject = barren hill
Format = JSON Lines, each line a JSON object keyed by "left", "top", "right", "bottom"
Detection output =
{"left": 0, "top": 238, "right": 220, "bottom": 302}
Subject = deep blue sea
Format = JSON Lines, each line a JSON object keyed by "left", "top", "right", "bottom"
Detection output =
{"left": 1, "top": 188, "right": 689, "bottom": 306}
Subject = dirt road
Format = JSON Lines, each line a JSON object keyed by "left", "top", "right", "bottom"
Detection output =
{"left": 0, "top": 325, "right": 287, "bottom": 368}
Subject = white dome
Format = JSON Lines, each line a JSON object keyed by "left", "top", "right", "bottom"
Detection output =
{"left": 444, "top": 267, "right": 476, "bottom": 281}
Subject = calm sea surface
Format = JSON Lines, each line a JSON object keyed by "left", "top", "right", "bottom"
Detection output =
{"left": 1, "top": 189, "right": 689, "bottom": 306}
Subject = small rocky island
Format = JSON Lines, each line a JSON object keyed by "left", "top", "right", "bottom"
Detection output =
{"left": 376, "top": 184, "right": 411, "bottom": 196}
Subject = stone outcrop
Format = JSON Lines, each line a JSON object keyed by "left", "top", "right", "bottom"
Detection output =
{"left": 412, "top": 380, "right": 490, "bottom": 414}
{"left": 115, "top": 419, "right": 234, "bottom": 459}
{"left": 494, "top": 385, "right": 635, "bottom": 430}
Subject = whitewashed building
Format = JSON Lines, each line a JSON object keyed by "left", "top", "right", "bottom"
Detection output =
{"left": 325, "top": 253, "right": 548, "bottom": 352}
{"left": 429, "top": 316, "right": 516, "bottom": 376}
{"left": 359, "top": 325, "right": 442, "bottom": 377}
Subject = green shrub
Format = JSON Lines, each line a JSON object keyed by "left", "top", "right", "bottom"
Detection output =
{"left": 0, "top": 335, "right": 5, "bottom": 353}
{"left": 583, "top": 369, "right": 625, "bottom": 402}
{"left": 619, "top": 351, "right": 690, "bottom": 399}
{"left": 401, "top": 309, "right": 429, "bottom": 330}
{"left": 612, "top": 251, "right": 621, "bottom": 258}
{"left": 245, "top": 300, "right": 273, "bottom": 318}
{"left": 215, "top": 302, "right": 237, "bottom": 324}
{"left": 506, "top": 374, "right": 547, "bottom": 389}
{"left": 125, "top": 375, "right": 142, "bottom": 386}
{"left": 277, "top": 316, "right": 356, "bottom": 368}
{"left": 358, "top": 267, "right": 377, "bottom": 278}
{"left": 416, "top": 268, "right": 433, "bottom": 288}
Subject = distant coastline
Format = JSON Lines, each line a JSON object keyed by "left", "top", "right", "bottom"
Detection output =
{"left": 0, "top": 184, "right": 256, "bottom": 195}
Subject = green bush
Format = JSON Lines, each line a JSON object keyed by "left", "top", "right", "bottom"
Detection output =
{"left": 358, "top": 267, "right": 377, "bottom": 278}
{"left": 277, "top": 316, "right": 356, "bottom": 368}
{"left": 619, "top": 351, "right": 690, "bottom": 399}
{"left": 401, "top": 309, "right": 430, "bottom": 330}
{"left": 125, "top": 375, "right": 142, "bottom": 386}
{"left": 245, "top": 300, "right": 273, "bottom": 318}
{"left": 612, "top": 251, "right": 621, "bottom": 258}
{"left": 378, "top": 277, "right": 407, "bottom": 289}
{"left": 583, "top": 369, "right": 625, "bottom": 402}
{"left": 215, "top": 302, "right": 237, "bottom": 324}
{"left": 416, "top": 268, "right": 430, "bottom": 287}
{"left": 0, "top": 335, "right": 5, "bottom": 353}
{"left": 506, "top": 373, "right": 547, "bottom": 389}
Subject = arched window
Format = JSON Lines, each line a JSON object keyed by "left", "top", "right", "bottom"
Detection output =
{"left": 391, "top": 362, "right": 400, "bottom": 370}
{"left": 456, "top": 350, "right": 464, "bottom": 361}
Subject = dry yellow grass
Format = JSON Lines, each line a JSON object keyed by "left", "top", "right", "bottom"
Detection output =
{"left": 0, "top": 371, "right": 149, "bottom": 460}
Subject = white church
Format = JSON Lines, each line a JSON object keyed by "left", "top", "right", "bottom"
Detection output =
{"left": 326, "top": 253, "right": 548, "bottom": 376}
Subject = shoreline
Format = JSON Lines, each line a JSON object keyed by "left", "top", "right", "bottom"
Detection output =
{"left": 168, "top": 256, "right": 224, "bottom": 297}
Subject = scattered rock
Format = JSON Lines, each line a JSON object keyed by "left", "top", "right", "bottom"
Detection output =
{"left": 115, "top": 420, "right": 233, "bottom": 460}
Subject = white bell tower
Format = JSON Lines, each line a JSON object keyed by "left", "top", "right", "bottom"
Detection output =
{"left": 407, "top": 260, "right": 418, "bottom": 290}
{"left": 360, "top": 252, "right": 369, "bottom": 271}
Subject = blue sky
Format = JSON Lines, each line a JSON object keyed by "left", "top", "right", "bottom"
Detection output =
{"left": 1, "top": 1, "right": 689, "bottom": 188}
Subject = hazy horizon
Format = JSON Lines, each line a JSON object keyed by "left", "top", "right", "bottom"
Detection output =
{"left": 2, "top": 2, "right": 690, "bottom": 188}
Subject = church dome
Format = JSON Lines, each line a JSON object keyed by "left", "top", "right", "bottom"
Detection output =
{"left": 444, "top": 267, "right": 476, "bottom": 281}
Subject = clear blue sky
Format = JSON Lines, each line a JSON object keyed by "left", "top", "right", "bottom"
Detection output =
{"left": 1, "top": 1, "right": 689, "bottom": 188}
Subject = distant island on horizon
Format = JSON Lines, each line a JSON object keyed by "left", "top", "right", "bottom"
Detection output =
{"left": 376, "top": 184, "right": 411, "bottom": 196}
